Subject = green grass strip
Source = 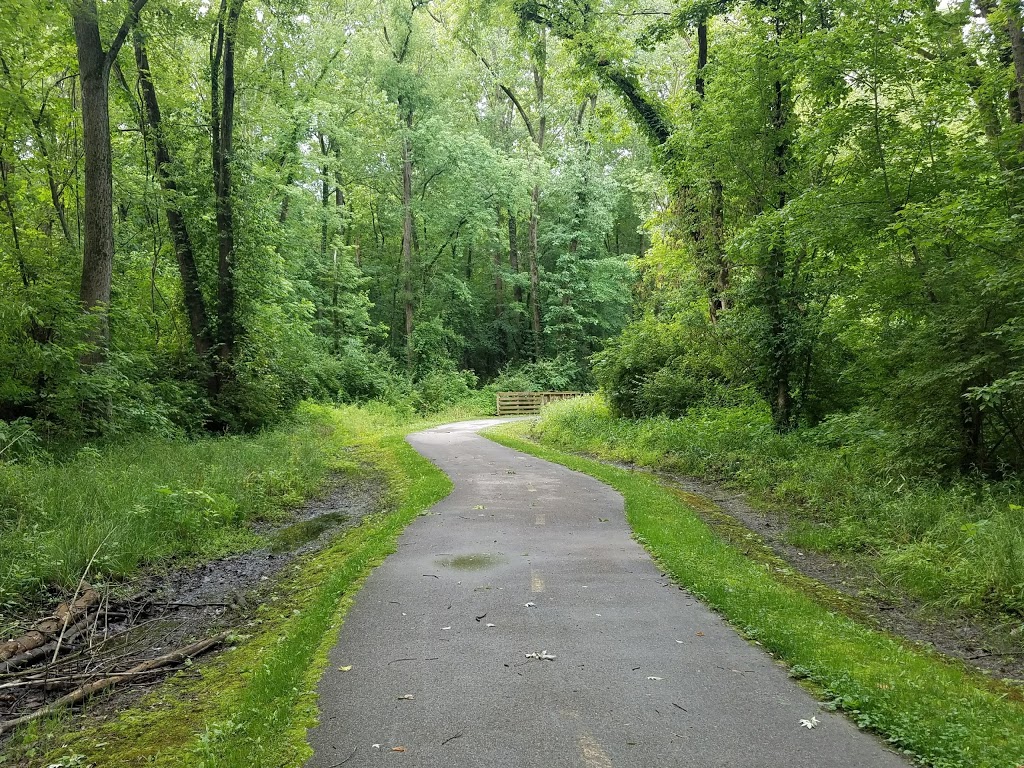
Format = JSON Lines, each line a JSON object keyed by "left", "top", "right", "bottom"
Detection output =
{"left": 485, "top": 422, "right": 1024, "bottom": 768}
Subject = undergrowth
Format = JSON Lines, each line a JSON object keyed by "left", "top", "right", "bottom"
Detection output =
{"left": 486, "top": 421, "right": 1024, "bottom": 768}
{"left": 530, "top": 397, "right": 1024, "bottom": 617}
{"left": 0, "top": 401, "right": 480, "bottom": 611}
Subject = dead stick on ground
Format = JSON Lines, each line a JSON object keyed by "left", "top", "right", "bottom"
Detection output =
{"left": 968, "top": 651, "right": 1024, "bottom": 660}
{"left": 53, "top": 531, "right": 114, "bottom": 664}
{"left": 0, "top": 630, "right": 230, "bottom": 734}
{"left": 0, "top": 615, "right": 95, "bottom": 675}
{"left": 0, "top": 667, "right": 186, "bottom": 692}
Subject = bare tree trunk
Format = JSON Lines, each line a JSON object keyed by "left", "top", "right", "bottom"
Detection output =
{"left": 401, "top": 114, "right": 415, "bottom": 372}
{"left": 73, "top": 2, "right": 115, "bottom": 362}
{"left": 211, "top": 0, "right": 244, "bottom": 369}
{"left": 134, "top": 31, "right": 213, "bottom": 360}
{"left": 71, "top": 0, "right": 149, "bottom": 364}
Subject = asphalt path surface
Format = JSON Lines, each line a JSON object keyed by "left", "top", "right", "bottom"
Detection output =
{"left": 306, "top": 419, "right": 910, "bottom": 767}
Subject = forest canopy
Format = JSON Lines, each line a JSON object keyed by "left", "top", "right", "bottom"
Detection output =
{"left": 2, "top": 0, "right": 1023, "bottom": 476}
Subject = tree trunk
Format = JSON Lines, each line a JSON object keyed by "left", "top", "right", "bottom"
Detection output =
{"left": 695, "top": 19, "right": 708, "bottom": 101}
{"left": 709, "top": 179, "right": 728, "bottom": 321}
{"left": 494, "top": 209, "right": 505, "bottom": 320}
{"left": 960, "top": 382, "right": 986, "bottom": 473}
{"left": 73, "top": 0, "right": 115, "bottom": 363}
{"left": 527, "top": 186, "right": 543, "bottom": 360}
{"left": 766, "top": 71, "right": 794, "bottom": 432}
{"left": 71, "top": 0, "right": 149, "bottom": 364}
{"left": 1004, "top": 2, "right": 1024, "bottom": 124}
{"left": 134, "top": 31, "right": 213, "bottom": 360}
{"left": 0, "top": 147, "right": 30, "bottom": 289}
{"left": 401, "top": 114, "right": 415, "bottom": 372}
{"left": 508, "top": 214, "right": 523, "bottom": 305}
{"left": 212, "top": 0, "right": 244, "bottom": 368}
{"left": 527, "top": 43, "right": 546, "bottom": 361}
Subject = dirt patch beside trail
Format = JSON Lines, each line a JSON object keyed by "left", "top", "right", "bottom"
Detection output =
{"left": 612, "top": 462, "right": 1024, "bottom": 683}
{"left": 0, "top": 470, "right": 384, "bottom": 736}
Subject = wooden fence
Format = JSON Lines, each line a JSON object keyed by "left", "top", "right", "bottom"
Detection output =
{"left": 495, "top": 391, "right": 585, "bottom": 416}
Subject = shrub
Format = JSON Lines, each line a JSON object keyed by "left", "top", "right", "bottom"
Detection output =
{"left": 592, "top": 315, "right": 749, "bottom": 418}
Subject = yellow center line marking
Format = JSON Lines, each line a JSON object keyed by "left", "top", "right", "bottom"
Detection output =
{"left": 531, "top": 570, "right": 545, "bottom": 593}
{"left": 579, "top": 732, "right": 614, "bottom": 768}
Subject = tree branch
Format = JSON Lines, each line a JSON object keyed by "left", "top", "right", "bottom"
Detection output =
{"left": 424, "top": 6, "right": 537, "bottom": 142}
{"left": 106, "top": 0, "right": 151, "bottom": 66}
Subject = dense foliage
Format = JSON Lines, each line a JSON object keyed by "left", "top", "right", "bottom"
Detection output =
{"left": 3, "top": 0, "right": 1024, "bottom": 479}
{"left": 516, "top": 0, "right": 1024, "bottom": 476}
{"left": 0, "top": 0, "right": 646, "bottom": 440}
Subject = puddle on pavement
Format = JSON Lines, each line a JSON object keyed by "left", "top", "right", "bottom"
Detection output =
{"left": 437, "top": 553, "right": 507, "bottom": 571}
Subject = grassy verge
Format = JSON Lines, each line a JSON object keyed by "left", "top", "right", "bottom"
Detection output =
{"left": 524, "top": 397, "right": 1024, "bottom": 617}
{"left": 485, "top": 419, "right": 1024, "bottom": 768}
{"left": 0, "top": 402, "right": 347, "bottom": 607}
{"left": 0, "top": 400, "right": 482, "bottom": 611}
{"left": 2, "top": 405, "right": 453, "bottom": 767}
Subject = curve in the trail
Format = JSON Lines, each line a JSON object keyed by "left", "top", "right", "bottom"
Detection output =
{"left": 306, "top": 419, "right": 910, "bottom": 767}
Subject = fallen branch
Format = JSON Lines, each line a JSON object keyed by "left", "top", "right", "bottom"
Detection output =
{"left": 54, "top": 536, "right": 112, "bottom": 663}
{"left": 0, "top": 630, "right": 230, "bottom": 734}
{"left": 0, "top": 614, "right": 95, "bottom": 674}
{"left": 967, "top": 650, "right": 1024, "bottom": 661}
{"left": 0, "top": 589, "right": 99, "bottom": 665}
{"left": 0, "top": 666, "right": 185, "bottom": 692}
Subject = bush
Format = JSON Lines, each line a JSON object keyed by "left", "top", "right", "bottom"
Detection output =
{"left": 488, "top": 354, "right": 586, "bottom": 393}
{"left": 592, "top": 316, "right": 751, "bottom": 418}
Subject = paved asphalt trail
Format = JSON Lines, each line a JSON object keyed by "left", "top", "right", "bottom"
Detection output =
{"left": 306, "top": 419, "right": 910, "bottom": 767}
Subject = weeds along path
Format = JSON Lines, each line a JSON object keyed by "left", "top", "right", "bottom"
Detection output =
{"left": 307, "top": 419, "right": 909, "bottom": 767}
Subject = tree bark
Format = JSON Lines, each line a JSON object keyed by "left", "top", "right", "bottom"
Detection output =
{"left": 526, "top": 37, "right": 547, "bottom": 360}
{"left": 508, "top": 213, "right": 523, "bottom": 306}
{"left": 494, "top": 209, "right": 505, "bottom": 320}
{"left": 71, "top": 0, "right": 149, "bottom": 363}
{"left": 401, "top": 114, "right": 415, "bottom": 372}
{"left": 1004, "top": 2, "right": 1024, "bottom": 123}
{"left": 134, "top": 31, "right": 213, "bottom": 360}
{"left": 709, "top": 179, "right": 728, "bottom": 320}
{"left": 766, "top": 70, "right": 794, "bottom": 432}
{"left": 695, "top": 19, "right": 708, "bottom": 101}
{"left": 0, "top": 146, "right": 30, "bottom": 289}
{"left": 73, "top": 0, "right": 115, "bottom": 362}
{"left": 211, "top": 0, "right": 244, "bottom": 368}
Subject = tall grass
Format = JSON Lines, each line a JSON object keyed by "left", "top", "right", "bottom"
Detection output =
{"left": 0, "top": 401, "right": 483, "bottom": 607}
{"left": 532, "top": 397, "right": 1024, "bottom": 615}
{"left": 4, "top": 406, "right": 454, "bottom": 767}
